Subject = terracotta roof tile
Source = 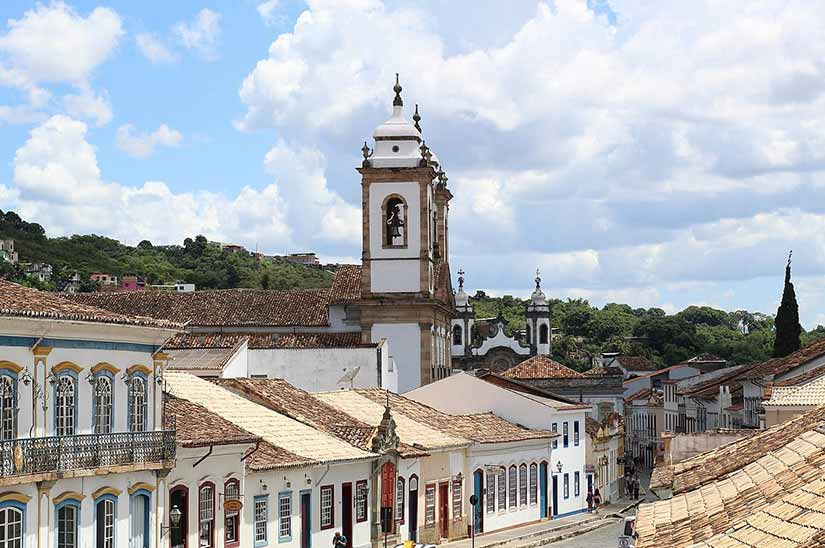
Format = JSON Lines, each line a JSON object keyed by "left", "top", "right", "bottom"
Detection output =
{"left": 584, "top": 366, "right": 624, "bottom": 377}
{"left": 744, "top": 338, "right": 825, "bottom": 380}
{"left": 765, "top": 376, "right": 825, "bottom": 407}
{"left": 246, "top": 441, "right": 317, "bottom": 471}
{"left": 67, "top": 287, "right": 332, "bottom": 327}
{"left": 328, "top": 264, "right": 362, "bottom": 303}
{"left": 614, "top": 355, "right": 660, "bottom": 371}
{"left": 0, "top": 280, "right": 179, "bottom": 329}
{"left": 650, "top": 406, "right": 825, "bottom": 496}
{"left": 166, "top": 331, "right": 372, "bottom": 350}
{"left": 502, "top": 355, "right": 585, "bottom": 380}
{"left": 775, "top": 364, "right": 825, "bottom": 388}
{"left": 163, "top": 394, "right": 260, "bottom": 448}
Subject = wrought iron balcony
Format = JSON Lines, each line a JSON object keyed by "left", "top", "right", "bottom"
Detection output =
{"left": 0, "top": 430, "right": 176, "bottom": 478}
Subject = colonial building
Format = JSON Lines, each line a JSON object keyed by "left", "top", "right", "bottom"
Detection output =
{"left": 450, "top": 271, "right": 552, "bottom": 372}
{"left": 0, "top": 280, "right": 179, "bottom": 548}
{"left": 69, "top": 77, "right": 456, "bottom": 394}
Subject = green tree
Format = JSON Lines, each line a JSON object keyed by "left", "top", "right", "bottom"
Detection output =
{"left": 773, "top": 255, "right": 802, "bottom": 357}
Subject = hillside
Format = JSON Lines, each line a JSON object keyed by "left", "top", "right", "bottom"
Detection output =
{"left": 0, "top": 210, "right": 334, "bottom": 292}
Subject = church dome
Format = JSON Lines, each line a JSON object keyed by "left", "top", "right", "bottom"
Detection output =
{"left": 372, "top": 74, "right": 421, "bottom": 141}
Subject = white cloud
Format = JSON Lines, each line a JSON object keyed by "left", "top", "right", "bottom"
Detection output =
{"left": 63, "top": 86, "right": 112, "bottom": 127}
{"left": 136, "top": 33, "right": 177, "bottom": 64}
{"left": 8, "top": 115, "right": 291, "bottom": 249}
{"left": 116, "top": 123, "right": 183, "bottom": 158}
{"left": 257, "top": 0, "right": 280, "bottom": 26}
{"left": 0, "top": 2, "right": 123, "bottom": 86}
{"left": 173, "top": 9, "right": 221, "bottom": 60}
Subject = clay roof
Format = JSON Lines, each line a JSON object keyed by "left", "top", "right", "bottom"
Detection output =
{"left": 166, "top": 331, "right": 372, "bottom": 350}
{"left": 502, "top": 355, "right": 585, "bottom": 380}
{"left": 743, "top": 338, "right": 825, "bottom": 380}
{"left": 614, "top": 355, "right": 660, "bottom": 371}
{"left": 625, "top": 388, "right": 653, "bottom": 402}
{"left": 167, "top": 347, "right": 239, "bottom": 371}
{"left": 433, "top": 261, "right": 454, "bottom": 306}
{"left": 354, "top": 389, "right": 555, "bottom": 444}
{"left": 775, "top": 364, "right": 825, "bottom": 388}
{"left": 585, "top": 416, "right": 601, "bottom": 437}
{"left": 584, "top": 366, "right": 624, "bottom": 377}
{"left": 765, "top": 376, "right": 825, "bottom": 407}
{"left": 164, "top": 371, "right": 375, "bottom": 466}
{"left": 328, "top": 264, "right": 362, "bottom": 303}
{"left": 0, "top": 280, "right": 180, "bottom": 329}
{"left": 636, "top": 423, "right": 825, "bottom": 548}
{"left": 67, "top": 287, "right": 332, "bottom": 327}
{"left": 623, "top": 363, "right": 699, "bottom": 387}
{"left": 649, "top": 406, "right": 825, "bottom": 496}
{"left": 679, "top": 365, "right": 749, "bottom": 398}
{"left": 245, "top": 441, "right": 317, "bottom": 471}
{"left": 163, "top": 394, "right": 260, "bottom": 448}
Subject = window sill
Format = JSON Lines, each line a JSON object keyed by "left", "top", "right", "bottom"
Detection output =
{"left": 381, "top": 245, "right": 408, "bottom": 250}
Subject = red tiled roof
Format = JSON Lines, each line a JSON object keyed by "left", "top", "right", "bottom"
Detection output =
{"left": 246, "top": 441, "right": 317, "bottom": 471}
{"left": 67, "top": 287, "right": 332, "bottom": 327}
{"left": 744, "top": 338, "right": 825, "bottom": 380}
{"left": 0, "top": 280, "right": 180, "bottom": 329}
{"left": 775, "top": 364, "right": 825, "bottom": 387}
{"left": 328, "top": 264, "right": 362, "bottom": 303}
{"left": 502, "top": 355, "right": 585, "bottom": 380}
{"left": 622, "top": 363, "right": 697, "bottom": 386}
{"left": 584, "top": 366, "right": 624, "bottom": 377}
{"left": 433, "top": 261, "right": 454, "bottom": 306}
{"left": 166, "top": 331, "right": 372, "bottom": 350}
{"left": 625, "top": 388, "right": 653, "bottom": 402}
{"left": 614, "top": 355, "right": 659, "bottom": 371}
{"left": 163, "top": 394, "right": 260, "bottom": 448}
{"left": 585, "top": 416, "right": 601, "bottom": 437}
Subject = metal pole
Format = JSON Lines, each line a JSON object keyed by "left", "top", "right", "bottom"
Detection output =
{"left": 471, "top": 504, "right": 475, "bottom": 548}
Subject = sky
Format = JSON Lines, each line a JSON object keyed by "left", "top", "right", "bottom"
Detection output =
{"left": 2, "top": 1, "right": 825, "bottom": 327}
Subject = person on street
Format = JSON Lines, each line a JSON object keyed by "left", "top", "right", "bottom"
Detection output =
{"left": 593, "top": 488, "right": 602, "bottom": 512}
{"left": 633, "top": 478, "right": 640, "bottom": 500}
{"left": 334, "top": 531, "right": 347, "bottom": 548}
{"left": 586, "top": 489, "right": 594, "bottom": 513}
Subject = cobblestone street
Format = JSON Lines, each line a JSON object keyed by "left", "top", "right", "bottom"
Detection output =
{"left": 543, "top": 517, "right": 623, "bottom": 548}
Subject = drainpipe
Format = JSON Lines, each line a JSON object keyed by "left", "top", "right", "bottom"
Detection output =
{"left": 193, "top": 445, "right": 213, "bottom": 468}
{"left": 241, "top": 440, "right": 261, "bottom": 462}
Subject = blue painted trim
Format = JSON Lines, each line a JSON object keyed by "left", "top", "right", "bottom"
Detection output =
{"left": 552, "top": 507, "right": 587, "bottom": 520}
{"left": 278, "top": 491, "right": 292, "bottom": 543}
{"left": 94, "top": 493, "right": 119, "bottom": 548}
{"left": 53, "top": 369, "right": 78, "bottom": 436}
{"left": 130, "top": 491, "right": 152, "bottom": 548}
{"left": 127, "top": 371, "right": 148, "bottom": 433}
{"left": 0, "top": 499, "right": 26, "bottom": 544}
{"left": 299, "top": 490, "right": 312, "bottom": 548}
{"left": 55, "top": 497, "right": 82, "bottom": 548}
{"left": 0, "top": 335, "right": 158, "bottom": 354}
{"left": 254, "top": 495, "right": 269, "bottom": 547}
{"left": 91, "top": 370, "right": 115, "bottom": 434}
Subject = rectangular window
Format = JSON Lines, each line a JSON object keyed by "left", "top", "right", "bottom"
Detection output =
{"left": 396, "top": 478, "right": 405, "bottom": 524}
{"left": 496, "top": 468, "right": 506, "bottom": 511}
{"left": 574, "top": 472, "right": 580, "bottom": 497}
{"left": 574, "top": 421, "right": 579, "bottom": 446}
{"left": 255, "top": 496, "right": 268, "bottom": 546}
{"left": 425, "top": 484, "right": 436, "bottom": 525}
{"left": 508, "top": 467, "right": 517, "bottom": 509}
{"left": 452, "top": 478, "right": 462, "bottom": 518}
{"left": 563, "top": 474, "right": 569, "bottom": 499}
{"left": 278, "top": 492, "right": 292, "bottom": 542}
{"left": 356, "top": 481, "right": 368, "bottom": 523}
{"left": 486, "top": 472, "right": 496, "bottom": 513}
{"left": 519, "top": 465, "right": 527, "bottom": 507}
{"left": 529, "top": 464, "right": 538, "bottom": 505}
{"left": 320, "top": 485, "right": 334, "bottom": 530}
{"left": 563, "top": 422, "right": 569, "bottom": 448}
{"left": 551, "top": 423, "right": 558, "bottom": 449}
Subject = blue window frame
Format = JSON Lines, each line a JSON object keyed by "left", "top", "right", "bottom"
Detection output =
{"left": 54, "top": 370, "right": 78, "bottom": 437}
{"left": 128, "top": 372, "right": 148, "bottom": 432}
{"left": 130, "top": 489, "right": 151, "bottom": 548}
{"left": 0, "top": 499, "right": 25, "bottom": 547}
{"left": 254, "top": 495, "right": 269, "bottom": 547}
{"left": 278, "top": 491, "right": 292, "bottom": 543}
{"left": 92, "top": 371, "right": 115, "bottom": 434}
{"left": 0, "top": 369, "right": 18, "bottom": 441}
{"left": 56, "top": 496, "right": 81, "bottom": 548}
{"left": 95, "top": 493, "right": 118, "bottom": 548}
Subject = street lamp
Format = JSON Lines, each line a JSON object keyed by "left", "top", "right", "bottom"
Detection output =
{"left": 556, "top": 461, "right": 563, "bottom": 474}
{"left": 161, "top": 505, "right": 182, "bottom": 538}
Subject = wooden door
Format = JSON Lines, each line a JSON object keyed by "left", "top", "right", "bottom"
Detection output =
{"left": 438, "top": 483, "right": 449, "bottom": 538}
{"left": 473, "top": 470, "right": 483, "bottom": 533}
{"left": 551, "top": 476, "right": 559, "bottom": 517}
{"left": 342, "top": 483, "right": 353, "bottom": 548}
{"left": 408, "top": 476, "right": 418, "bottom": 542}
{"left": 539, "top": 463, "right": 548, "bottom": 519}
{"left": 300, "top": 492, "right": 311, "bottom": 548}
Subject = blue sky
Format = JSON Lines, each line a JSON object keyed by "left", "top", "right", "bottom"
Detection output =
{"left": 2, "top": 1, "right": 825, "bottom": 327}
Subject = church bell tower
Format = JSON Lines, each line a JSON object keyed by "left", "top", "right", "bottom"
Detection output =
{"left": 357, "top": 75, "right": 454, "bottom": 391}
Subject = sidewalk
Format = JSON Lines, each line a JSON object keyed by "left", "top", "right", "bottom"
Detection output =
{"left": 439, "top": 502, "right": 629, "bottom": 548}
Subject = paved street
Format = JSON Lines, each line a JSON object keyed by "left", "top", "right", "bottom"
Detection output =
{"left": 543, "top": 518, "right": 623, "bottom": 548}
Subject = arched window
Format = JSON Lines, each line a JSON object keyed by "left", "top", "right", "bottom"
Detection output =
{"left": 485, "top": 471, "right": 495, "bottom": 513}
{"left": 57, "top": 498, "right": 80, "bottom": 548}
{"left": 519, "top": 464, "right": 528, "bottom": 506}
{"left": 169, "top": 486, "right": 188, "bottom": 548}
{"left": 497, "top": 467, "right": 506, "bottom": 511}
{"left": 224, "top": 479, "right": 241, "bottom": 546}
{"left": 539, "top": 324, "right": 549, "bottom": 345}
{"left": 0, "top": 504, "right": 24, "bottom": 547}
{"left": 452, "top": 325, "right": 462, "bottom": 346}
{"left": 529, "top": 464, "right": 538, "bottom": 505}
{"left": 508, "top": 466, "right": 517, "bottom": 509}
{"left": 383, "top": 195, "right": 407, "bottom": 247}
{"left": 130, "top": 489, "right": 151, "bottom": 548}
{"left": 395, "top": 476, "right": 405, "bottom": 524}
{"left": 93, "top": 374, "right": 113, "bottom": 434}
{"left": 199, "top": 483, "right": 215, "bottom": 548}
{"left": 0, "top": 374, "right": 17, "bottom": 441}
{"left": 95, "top": 495, "right": 116, "bottom": 548}
{"left": 128, "top": 375, "right": 147, "bottom": 432}
{"left": 55, "top": 374, "right": 76, "bottom": 437}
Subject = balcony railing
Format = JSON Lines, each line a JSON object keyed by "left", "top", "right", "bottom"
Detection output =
{"left": 0, "top": 430, "right": 176, "bottom": 478}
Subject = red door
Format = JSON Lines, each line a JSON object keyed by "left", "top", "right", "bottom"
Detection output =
{"left": 381, "top": 462, "right": 396, "bottom": 533}
{"left": 438, "top": 483, "right": 449, "bottom": 539}
{"left": 342, "top": 483, "right": 353, "bottom": 548}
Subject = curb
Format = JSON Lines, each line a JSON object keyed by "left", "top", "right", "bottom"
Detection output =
{"left": 466, "top": 516, "right": 604, "bottom": 548}
{"left": 519, "top": 518, "right": 620, "bottom": 547}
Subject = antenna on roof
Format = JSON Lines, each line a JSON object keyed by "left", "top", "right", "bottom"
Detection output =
{"left": 337, "top": 366, "right": 361, "bottom": 389}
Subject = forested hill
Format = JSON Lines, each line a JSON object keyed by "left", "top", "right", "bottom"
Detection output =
{"left": 471, "top": 292, "right": 825, "bottom": 370}
{"left": 0, "top": 210, "right": 333, "bottom": 291}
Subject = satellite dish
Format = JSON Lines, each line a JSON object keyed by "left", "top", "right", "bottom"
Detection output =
{"left": 337, "top": 366, "right": 361, "bottom": 388}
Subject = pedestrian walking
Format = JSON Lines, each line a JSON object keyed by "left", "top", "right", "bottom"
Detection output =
{"left": 593, "top": 488, "right": 602, "bottom": 512}
{"left": 633, "top": 478, "right": 640, "bottom": 500}
{"left": 586, "top": 489, "right": 594, "bottom": 513}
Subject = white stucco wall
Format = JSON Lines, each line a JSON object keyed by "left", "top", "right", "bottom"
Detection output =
{"left": 474, "top": 325, "right": 530, "bottom": 357}
{"left": 371, "top": 261, "right": 422, "bottom": 293}
{"left": 369, "top": 181, "right": 421, "bottom": 293}
{"left": 372, "top": 323, "right": 421, "bottom": 393}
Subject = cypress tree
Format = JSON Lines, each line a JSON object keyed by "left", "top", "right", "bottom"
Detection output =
{"left": 773, "top": 251, "right": 802, "bottom": 357}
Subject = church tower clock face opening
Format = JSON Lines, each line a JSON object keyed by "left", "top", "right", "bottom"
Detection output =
{"left": 356, "top": 74, "right": 455, "bottom": 392}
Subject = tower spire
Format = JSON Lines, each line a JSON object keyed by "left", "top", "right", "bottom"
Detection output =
{"left": 458, "top": 268, "right": 465, "bottom": 289}
{"left": 535, "top": 268, "right": 542, "bottom": 289}
{"left": 413, "top": 103, "right": 421, "bottom": 132}
{"left": 393, "top": 73, "right": 403, "bottom": 107}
